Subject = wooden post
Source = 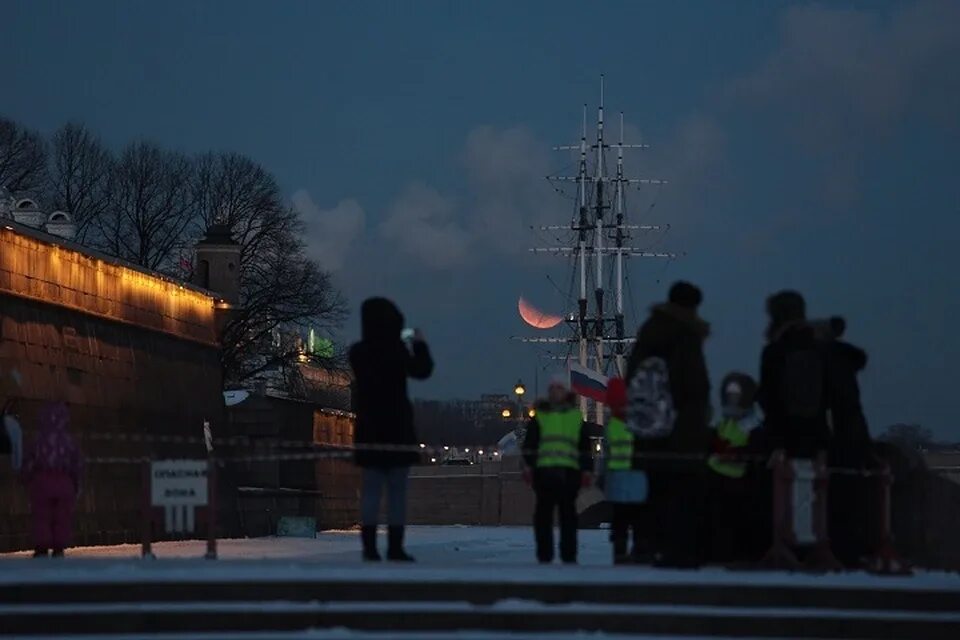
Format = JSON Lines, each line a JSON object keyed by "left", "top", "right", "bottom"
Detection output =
{"left": 867, "top": 464, "right": 911, "bottom": 575}
{"left": 761, "top": 456, "right": 802, "bottom": 570}
{"left": 141, "top": 459, "right": 154, "bottom": 559}
{"left": 803, "top": 453, "right": 842, "bottom": 572}
{"left": 205, "top": 457, "right": 218, "bottom": 560}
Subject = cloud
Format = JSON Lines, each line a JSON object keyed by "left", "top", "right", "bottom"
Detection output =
{"left": 731, "top": 1, "right": 960, "bottom": 134}
{"left": 378, "top": 183, "right": 471, "bottom": 269}
{"left": 461, "top": 125, "right": 555, "bottom": 254}
{"left": 293, "top": 190, "right": 365, "bottom": 271}
{"left": 726, "top": 0, "right": 960, "bottom": 204}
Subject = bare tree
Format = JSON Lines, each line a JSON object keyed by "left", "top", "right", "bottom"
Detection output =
{"left": 219, "top": 210, "right": 346, "bottom": 384}
{"left": 0, "top": 117, "right": 47, "bottom": 194}
{"left": 45, "top": 122, "right": 113, "bottom": 242}
{"left": 96, "top": 141, "right": 195, "bottom": 271}
{"left": 190, "top": 151, "right": 346, "bottom": 385}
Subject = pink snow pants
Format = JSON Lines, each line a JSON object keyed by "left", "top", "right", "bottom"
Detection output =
{"left": 29, "top": 473, "right": 77, "bottom": 551}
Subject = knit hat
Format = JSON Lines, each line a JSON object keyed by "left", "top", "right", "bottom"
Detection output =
{"left": 548, "top": 374, "right": 568, "bottom": 390}
{"left": 720, "top": 372, "right": 757, "bottom": 417}
{"left": 668, "top": 281, "right": 703, "bottom": 309}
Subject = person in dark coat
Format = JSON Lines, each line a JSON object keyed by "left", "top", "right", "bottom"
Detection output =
{"left": 757, "top": 291, "right": 831, "bottom": 459}
{"left": 625, "top": 281, "right": 711, "bottom": 568}
{"left": 350, "top": 297, "right": 433, "bottom": 562}
{"left": 817, "top": 317, "right": 876, "bottom": 567}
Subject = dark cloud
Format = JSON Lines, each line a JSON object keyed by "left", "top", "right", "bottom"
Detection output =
{"left": 726, "top": 0, "right": 960, "bottom": 207}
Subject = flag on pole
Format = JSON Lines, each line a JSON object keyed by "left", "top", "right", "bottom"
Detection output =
{"left": 568, "top": 362, "right": 609, "bottom": 403}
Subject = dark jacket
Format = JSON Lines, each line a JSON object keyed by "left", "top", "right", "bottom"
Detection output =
{"left": 758, "top": 321, "right": 831, "bottom": 457}
{"left": 625, "top": 303, "right": 712, "bottom": 458}
{"left": 522, "top": 394, "right": 592, "bottom": 472}
{"left": 826, "top": 339, "right": 872, "bottom": 467}
{"left": 349, "top": 298, "right": 433, "bottom": 468}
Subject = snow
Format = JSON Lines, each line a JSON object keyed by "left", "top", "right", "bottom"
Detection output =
{"left": 1, "top": 526, "right": 958, "bottom": 592}
{"left": 5, "top": 634, "right": 768, "bottom": 640}
{"left": 3, "top": 600, "right": 960, "bottom": 622}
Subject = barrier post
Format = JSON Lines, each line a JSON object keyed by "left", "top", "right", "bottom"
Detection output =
{"left": 761, "top": 456, "right": 802, "bottom": 570}
{"left": 866, "top": 464, "right": 911, "bottom": 575}
{"left": 205, "top": 457, "right": 218, "bottom": 560}
{"left": 141, "top": 458, "right": 155, "bottom": 559}
{"left": 803, "top": 453, "right": 842, "bottom": 572}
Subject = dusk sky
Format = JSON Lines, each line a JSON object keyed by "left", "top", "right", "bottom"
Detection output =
{"left": 2, "top": 1, "right": 958, "bottom": 439}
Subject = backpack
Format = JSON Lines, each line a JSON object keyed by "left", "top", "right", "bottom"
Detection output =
{"left": 625, "top": 356, "right": 676, "bottom": 439}
{"left": 780, "top": 347, "right": 826, "bottom": 420}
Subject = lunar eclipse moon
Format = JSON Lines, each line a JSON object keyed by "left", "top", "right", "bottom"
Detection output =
{"left": 518, "top": 296, "right": 564, "bottom": 330}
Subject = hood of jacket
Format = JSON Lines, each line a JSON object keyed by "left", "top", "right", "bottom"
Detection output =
{"left": 360, "top": 297, "right": 404, "bottom": 344}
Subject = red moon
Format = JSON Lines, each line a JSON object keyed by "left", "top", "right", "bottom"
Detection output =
{"left": 518, "top": 296, "right": 564, "bottom": 330}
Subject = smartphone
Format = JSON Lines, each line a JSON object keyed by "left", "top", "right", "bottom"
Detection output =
{"left": 401, "top": 328, "right": 415, "bottom": 341}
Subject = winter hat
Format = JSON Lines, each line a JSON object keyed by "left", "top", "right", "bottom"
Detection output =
{"left": 668, "top": 281, "right": 703, "bottom": 309}
{"left": 606, "top": 377, "right": 627, "bottom": 417}
{"left": 766, "top": 290, "right": 806, "bottom": 339}
{"left": 38, "top": 401, "right": 69, "bottom": 433}
{"left": 720, "top": 372, "right": 757, "bottom": 416}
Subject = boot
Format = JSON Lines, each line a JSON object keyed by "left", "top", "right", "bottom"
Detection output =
{"left": 386, "top": 526, "right": 415, "bottom": 562}
{"left": 32, "top": 548, "right": 48, "bottom": 558}
{"left": 361, "top": 526, "right": 381, "bottom": 562}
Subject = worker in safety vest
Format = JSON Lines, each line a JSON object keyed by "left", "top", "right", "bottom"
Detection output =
{"left": 602, "top": 378, "right": 650, "bottom": 564}
{"left": 522, "top": 376, "right": 592, "bottom": 564}
{"left": 706, "top": 372, "right": 760, "bottom": 563}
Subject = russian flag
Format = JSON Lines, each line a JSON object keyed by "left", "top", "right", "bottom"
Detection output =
{"left": 568, "top": 362, "right": 609, "bottom": 403}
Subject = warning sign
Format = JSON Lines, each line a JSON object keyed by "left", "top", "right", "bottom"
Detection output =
{"left": 151, "top": 460, "right": 208, "bottom": 507}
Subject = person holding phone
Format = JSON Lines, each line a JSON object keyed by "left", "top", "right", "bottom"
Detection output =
{"left": 350, "top": 297, "right": 433, "bottom": 561}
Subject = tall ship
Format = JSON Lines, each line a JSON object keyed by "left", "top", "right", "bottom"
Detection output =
{"left": 517, "top": 76, "right": 677, "bottom": 423}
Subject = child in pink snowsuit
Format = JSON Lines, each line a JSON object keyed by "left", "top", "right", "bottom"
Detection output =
{"left": 22, "top": 403, "right": 83, "bottom": 558}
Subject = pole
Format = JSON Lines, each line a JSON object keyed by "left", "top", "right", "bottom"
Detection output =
{"left": 141, "top": 458, "right": 154, "bottom": 559}
{"left": 205, "top": 457, "right": 218, "bottom": 560}
{"left": 803, "top": 453, "right": 842, "bottom": 572}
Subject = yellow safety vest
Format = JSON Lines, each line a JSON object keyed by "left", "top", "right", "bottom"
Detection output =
{"left": 536, "top": 409, "right": 583, "bottom": 470}
{"left": 604, "top": 416, "right": 634, "bottom": 471}
{"left": 707, "top": 418, "right": 751, "bottom": 478}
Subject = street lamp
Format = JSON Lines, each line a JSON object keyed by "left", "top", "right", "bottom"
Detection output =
{"left": 515, "top": 379, "right": 528, "bottom": 428}
{"left": 501, "top": 408, "right": 512, "bottom": 419}
{"left": 528, "top": 408, "right": 536, "bottom": 419}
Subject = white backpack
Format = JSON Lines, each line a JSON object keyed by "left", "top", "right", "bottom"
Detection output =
{"left": 626, "top": 356, "right": 676, "bottom": 439}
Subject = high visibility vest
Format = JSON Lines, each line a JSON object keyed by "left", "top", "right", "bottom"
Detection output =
{"left": 707, "top": 418, "right": 751, "bottom": 478}
{"left": 536, "top": 409, "right": 583, "bottom": 470}
{"left": 604, "top": 416, "right": 634, "bottom": 471}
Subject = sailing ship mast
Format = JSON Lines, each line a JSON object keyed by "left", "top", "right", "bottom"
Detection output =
{"left": 523, "top": 76, "right": 674, "bottom": 421}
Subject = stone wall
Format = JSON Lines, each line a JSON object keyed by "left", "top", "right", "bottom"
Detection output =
{"left": 0, "top": 224, "right": 225, "bottom": 552}
{"left": 405, "top": 457, "right": 535, "bottom": 527}
{"left": 225, "top": 395, "right": 361, "bottom": 536}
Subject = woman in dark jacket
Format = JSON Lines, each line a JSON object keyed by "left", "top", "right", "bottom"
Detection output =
{"left": 350, "top": 297, "right": 433, "bottom": 561}
{"left": 625, "top": 281, "right": 711, "bottom": 567}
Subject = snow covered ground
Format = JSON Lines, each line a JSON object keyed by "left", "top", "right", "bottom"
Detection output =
{"left": 1, "top": 526, "right": 959, "bottom": 592}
